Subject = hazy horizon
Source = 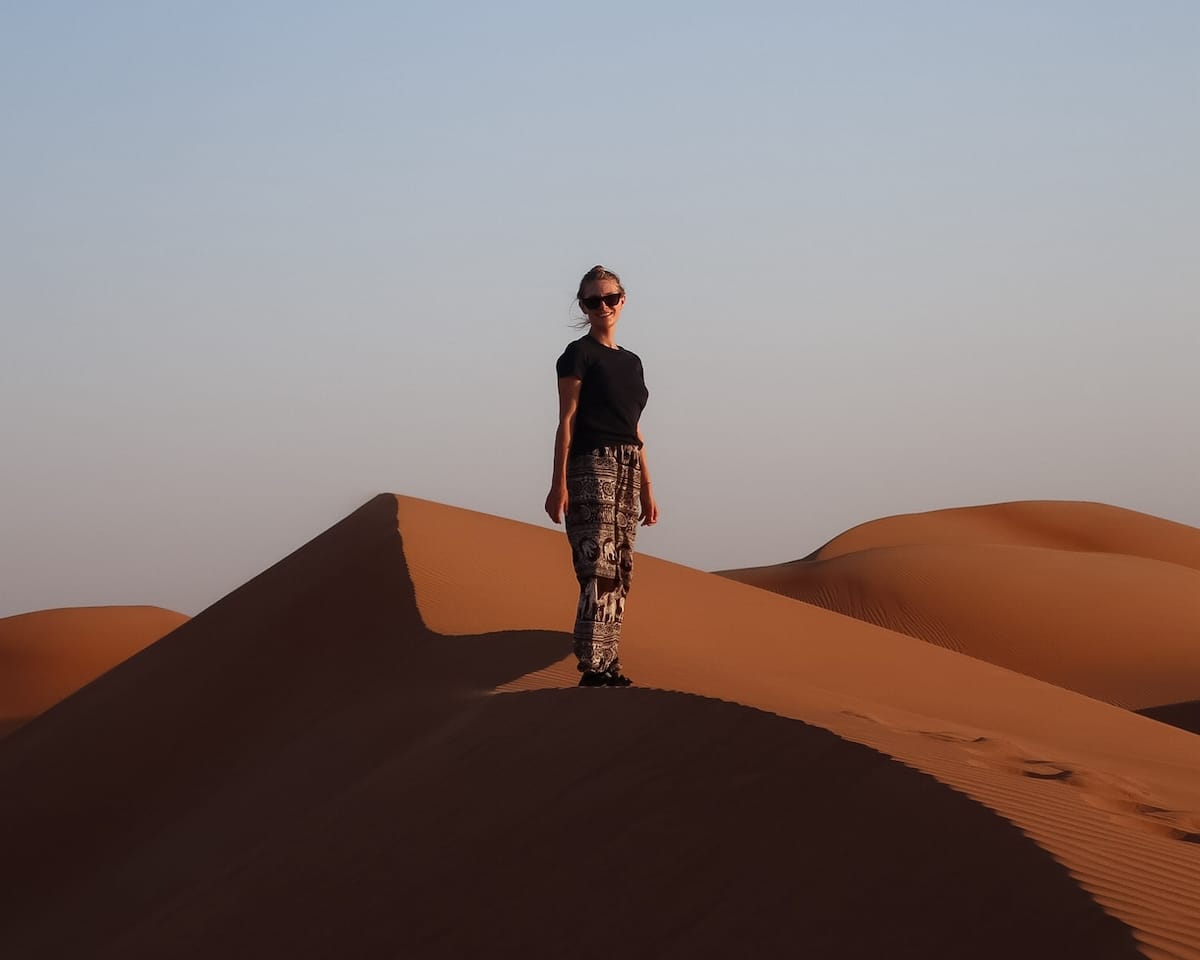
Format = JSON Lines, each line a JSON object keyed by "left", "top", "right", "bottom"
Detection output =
{"left": 3, "top": 2, "right": 1197, "bottom": 618}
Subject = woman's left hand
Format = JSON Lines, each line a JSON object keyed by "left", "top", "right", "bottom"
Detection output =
{"left": 639, "top": 485, "right": 659, "bottom": 526}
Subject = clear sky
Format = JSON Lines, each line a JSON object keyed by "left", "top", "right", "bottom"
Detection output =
{"left": 2, "top": 2, "right": 1197, "bottom": 618}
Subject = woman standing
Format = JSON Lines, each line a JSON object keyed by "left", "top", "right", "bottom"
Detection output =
{"left": 545, "top": 265, "right": 659, "bottom": 687}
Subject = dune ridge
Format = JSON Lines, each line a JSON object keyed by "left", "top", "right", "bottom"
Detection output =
{"left": 1, "top": 495, "right": 1197, "bottom": 958}
{"left": 0, "top": 605, "right": 187, "bottom": 735}
{"left": 806, "top": 500, "right": 1200, "bottom": 569}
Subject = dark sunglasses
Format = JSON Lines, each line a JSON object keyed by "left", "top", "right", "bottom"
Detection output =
{"left": 580, "top": 293, "right": 623, "bottom": 310}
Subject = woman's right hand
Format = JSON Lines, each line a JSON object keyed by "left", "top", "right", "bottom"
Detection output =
{"left": 545, "top": 485, "right": 568, "bottom": 524}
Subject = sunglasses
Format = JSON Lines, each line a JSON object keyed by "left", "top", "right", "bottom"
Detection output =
{"left": 580, "top": 293, "right": 623, "bottom": 310}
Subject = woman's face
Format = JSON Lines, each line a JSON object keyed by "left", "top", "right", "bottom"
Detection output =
{"left": 580, "top": 278, "right": 625, "bottom": 336}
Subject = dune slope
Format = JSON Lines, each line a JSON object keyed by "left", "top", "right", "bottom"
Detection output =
{"left": 719, "top": 541, "right": 1200, "bottom": 710}
{"left": 2, "top": 495, "right": 1198, "bottom": 958}
{"left": 9, "top": 689, "right": 1138, "bottom": 959}
{"left": 401, "top": 496, "right": 1200, "bottom": 960}
{"left": 0, "top": 605, "right": 187, "bottom": 734}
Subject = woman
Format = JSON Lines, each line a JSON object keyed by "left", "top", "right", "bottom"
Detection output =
{"left": 545, "top": 265, "right": 659, "bottom": 687}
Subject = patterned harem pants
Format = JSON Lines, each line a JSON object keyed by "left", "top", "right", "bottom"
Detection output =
{"left": 565, "top": 444, "right": 642, "bottom": 673}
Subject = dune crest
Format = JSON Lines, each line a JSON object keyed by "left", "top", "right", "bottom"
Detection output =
{"left": 808, "top": 500, "right": 1200, "bottom": 569}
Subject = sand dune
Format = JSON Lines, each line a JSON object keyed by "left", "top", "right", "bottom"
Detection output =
{"left": 719, "top": 540, "right": 1200, "bottom": 710}
{"left": 720, "top": 501, "right": 1200, "bottom": 717}
{"left": 1141, "top": 700, "right": 1200, "bottom": 736}
{"left": 806, "top": 500, "right": 1200, "bottom": 568}
{"left": 2, "top": 495, "right": 1198, "bottom": 958}
{"left": 0, "top": 605, "right": 187, "bottom": 735}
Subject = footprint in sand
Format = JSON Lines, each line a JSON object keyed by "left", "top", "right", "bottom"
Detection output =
{"left": 917, "top": 730, "right": 990, "bottom": 744}
{"left": 1019, "top": 760, "right": 1074, "bottom": 781}
{"left": 873, "top": 721, "right": 1200, "bottom": 848}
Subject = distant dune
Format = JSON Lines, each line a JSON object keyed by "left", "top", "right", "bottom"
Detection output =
{"left": 0, "top": 605, "right": 187, "bottom": 734}
{"left": 1, "top": 496, "right": 1197, "bottom": 957}
{"left": 1140, "top": 700, "right": 1200, "bottom": 735}
{"left": 808, "top": 500, "right": 1200, "bottom": 567}
{"left": 720, "top": 502, "right": 1200, "bottom": 712}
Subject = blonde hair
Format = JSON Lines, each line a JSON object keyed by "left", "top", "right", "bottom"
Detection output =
{"left": 575, "top": 264, "right": 626, "bottom": 300}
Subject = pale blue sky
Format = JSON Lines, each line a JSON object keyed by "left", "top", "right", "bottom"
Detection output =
{"left": 2, "top": 2, "right": 1197, "bottom": 617}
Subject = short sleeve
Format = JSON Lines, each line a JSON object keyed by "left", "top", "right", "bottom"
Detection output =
{"left": 555, "top": 339, "right": 588, "bottom": 379}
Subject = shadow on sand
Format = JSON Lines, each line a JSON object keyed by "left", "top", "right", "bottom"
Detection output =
{"left": 0, "top": 495, "right": 1141, "bottom": 958}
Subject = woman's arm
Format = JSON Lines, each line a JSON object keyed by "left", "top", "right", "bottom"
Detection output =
{"left": 636, "top": 425, "right": 659, "bottom": 526}
{"left": 545, "top": 377, "right": 581, "bottom": 523}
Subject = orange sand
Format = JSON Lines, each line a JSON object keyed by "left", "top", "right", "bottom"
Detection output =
{"left": 0, "top": 496, "right": 1196, "bottom": 959}
{"left": 0, "top": 605, "right": 187, "bottom": 734}
{"left": 720, "top": 502, "right": 1200, "bottom": 712}
{"left": 807, "top": 500, "right": 1200, "bottom": 567}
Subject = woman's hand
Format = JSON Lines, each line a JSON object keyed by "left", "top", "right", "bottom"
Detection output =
{"left": 639, "top": 484, "right": 659, "bottom": 526}
{"left": 545, "top": 485, "right": 568, "bottom": 524}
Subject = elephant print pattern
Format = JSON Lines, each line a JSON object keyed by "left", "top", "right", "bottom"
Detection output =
{"left": 565, "top": 445, "right": 642, "bottom": 673}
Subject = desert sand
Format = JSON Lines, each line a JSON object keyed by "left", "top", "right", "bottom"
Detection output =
{"left": 719, "top": 501, "right": 1200, "bottom": 713}
{"left": 804, "top": 501, "right": 1200, "bottom": 567}
{"left": 0, "top": 605, "right": 187, "bottom": 737}
{"left": 1, "top": 495, "right": 1197, "bottom": 958}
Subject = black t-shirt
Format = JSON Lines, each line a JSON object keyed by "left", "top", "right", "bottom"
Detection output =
{"left": 556, "top": 334, "right": 649, "bottom": 456}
